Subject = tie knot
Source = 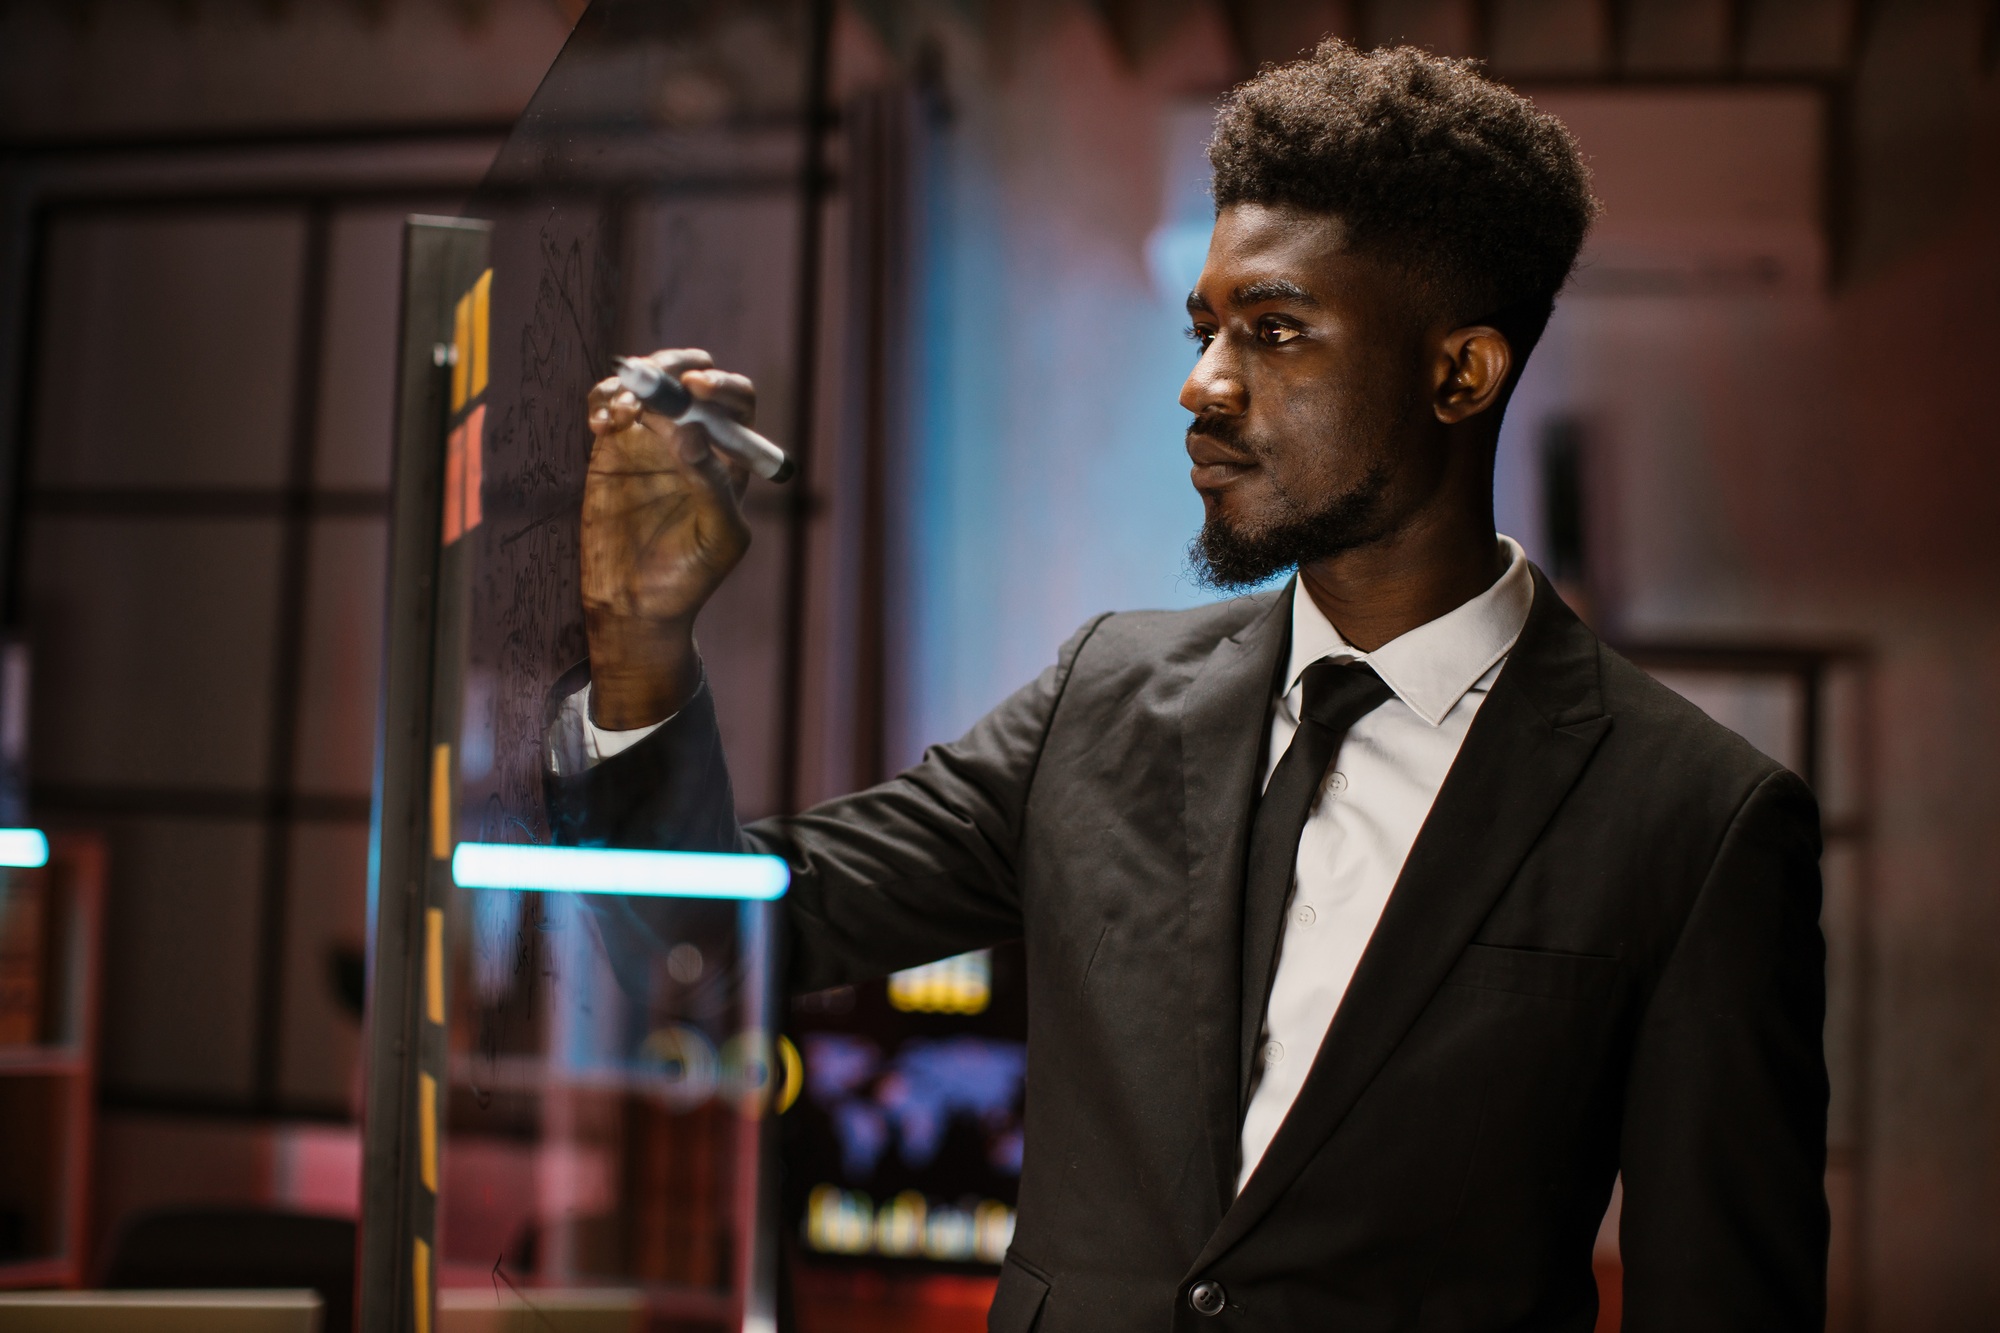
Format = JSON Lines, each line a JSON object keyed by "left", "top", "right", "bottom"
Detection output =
{"left": 1298, "top": 658, "right": 1392, "bottom": 731}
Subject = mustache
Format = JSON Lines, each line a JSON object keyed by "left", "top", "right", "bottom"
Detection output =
{"left": 1185, "top": 414, "right": 1253, "bottom": 451}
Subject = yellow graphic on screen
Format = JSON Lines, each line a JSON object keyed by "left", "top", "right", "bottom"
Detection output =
{"left": 887, "top": 949, "right": 991, "bottom": 1014}
{"left": 803, "top": 1185, "right": 1014, "bottom": 1263}
{"left": 776, "top": 1034, "right": 804, "bottom": 1114}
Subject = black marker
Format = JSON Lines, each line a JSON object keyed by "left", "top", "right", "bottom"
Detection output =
{"left": 614, "top": 356, "right": 796, "bottom": 483}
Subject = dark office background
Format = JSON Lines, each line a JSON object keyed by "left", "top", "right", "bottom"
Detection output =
{"left": 1, "top": 1, "right": 1997, "bottom": 1330}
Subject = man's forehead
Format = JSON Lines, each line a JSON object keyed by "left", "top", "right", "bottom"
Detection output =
{"left": 1190, "top": 204, "right": 1359, "bottom": 310}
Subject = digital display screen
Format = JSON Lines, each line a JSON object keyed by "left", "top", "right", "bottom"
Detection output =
{"left": 784, "top": 942, "right": 1027, "bottom": 1268}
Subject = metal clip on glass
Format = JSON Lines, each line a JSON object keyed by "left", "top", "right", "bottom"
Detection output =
{"left": 615, "top": 356, "right": 796, "bottom": 483}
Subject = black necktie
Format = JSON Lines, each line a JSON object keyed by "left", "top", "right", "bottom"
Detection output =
{"left": 1238, "top": 658, "right": 1393, "bottom": 1105}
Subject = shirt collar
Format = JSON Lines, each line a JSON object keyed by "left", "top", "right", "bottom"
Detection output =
{"left": 1284, "top": 534, "right": 1535, "bottom": 727}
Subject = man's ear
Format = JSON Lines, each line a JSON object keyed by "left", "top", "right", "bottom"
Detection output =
{"left": 1433, "top": 325, "right": 1514, "bottom": 425}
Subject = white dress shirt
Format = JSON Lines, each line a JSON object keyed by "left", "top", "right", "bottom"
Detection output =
{"left": 548, "top": 680, "right": 665, "bottom": 776}
{"left": 1237, "top": 535, "right": 1534, "bottom": 1193}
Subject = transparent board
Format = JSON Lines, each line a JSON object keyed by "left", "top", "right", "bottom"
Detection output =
{"left": 364, "top": 4, "right": 818, "bottom": 1330}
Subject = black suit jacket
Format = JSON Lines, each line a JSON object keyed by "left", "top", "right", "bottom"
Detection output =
{"left": 550, "top": 570, "right": 1829, "bottom": 1332}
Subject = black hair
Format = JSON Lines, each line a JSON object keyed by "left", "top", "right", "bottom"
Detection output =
{"left": 1208, "top": 39, "right": 1598, "bottom": 357}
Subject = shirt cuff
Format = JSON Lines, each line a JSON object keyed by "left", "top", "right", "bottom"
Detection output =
{"left": 546, "top": 680, "right": 673, "bottom": 776}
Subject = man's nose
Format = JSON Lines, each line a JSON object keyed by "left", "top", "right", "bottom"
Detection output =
{"left": 1179, "top": 342, "right": 1247, "bottom": 417}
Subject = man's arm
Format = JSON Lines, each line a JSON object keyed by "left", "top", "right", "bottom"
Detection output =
{"left": 559, "top": 345, "right": 1106, "bottom": 992}
{"left": 546, "top": 615, "right": 1107, "bottom": 993}
{"left": 1618, "top": 768, "right": 1830, "bottom": 1331}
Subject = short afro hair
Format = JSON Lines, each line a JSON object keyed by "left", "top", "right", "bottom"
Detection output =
{"left": 1209, "top": 40, "right": 1597, "bottom": 357}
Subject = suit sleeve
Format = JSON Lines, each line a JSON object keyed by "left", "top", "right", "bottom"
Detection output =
{"left": 544, "top": 614, "right": 1109, "bottom": 995}
{"left": 1618, "top": 768, "right": 1830, "bottom": 1332}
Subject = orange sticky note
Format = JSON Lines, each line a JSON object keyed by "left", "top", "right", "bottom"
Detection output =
{"left": 442, "top": 424, "right": 465, "bottom": 545}
{"left": 463, "top": 404, "right": 484, "bottom": 533}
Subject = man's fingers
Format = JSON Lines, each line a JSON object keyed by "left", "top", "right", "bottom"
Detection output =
{"left": 589, "top": 378, "right": 641, "bottom": 435}
{"left": 643, "top": 348, "right": 715, "bottom": 378}
{"left": 718, "top": 451, "right": 751, "bottom": 502}
{"left": 680, "top": 368, "right": 757, "bottom": 426}
{"left": 677, "top": 421, "right": 749, "bottom": 510}
{"left": 590, "top": 352, "right": 757, "bottom": 497}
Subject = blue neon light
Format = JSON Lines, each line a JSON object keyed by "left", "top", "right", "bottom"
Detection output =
{"left": 450, "top": 843, "right": 788, "bottom": 901}
{"left": 0, "top": 829, "right": 48, "bottom": 869}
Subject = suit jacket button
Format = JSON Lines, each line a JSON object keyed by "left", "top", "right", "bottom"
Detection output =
{"left": 1188, "top": 1280, "right": 1226, "bottom": 1316}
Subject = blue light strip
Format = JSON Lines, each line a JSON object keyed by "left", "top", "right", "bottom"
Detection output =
{"left": 450, "top": 843, "right": 788, "bottom": 901}
{"left": 0, "top": 829, "right": 48, "bottom": 869}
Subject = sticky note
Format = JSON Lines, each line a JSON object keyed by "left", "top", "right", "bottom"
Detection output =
{"left": 450, "top": 292, "right": 470, "bottom": 412}
{"left": 442, "top": 424, "right": 464, "bottom": 545}
{"left": 419, "top": 1071, "right": 438, "bottom": 1192}
{"left": 463, "top": 404, "right": 484, "bottom": 533}
{"left": 425, "top": 906, "right": 444, "bottom": 1026}
{"left": 470, "top": 269, "right": 491, "bottom": 400}
{"left": 431, "top": 744, "right": 453, "bottom": 860}
{"left": 414, "top": 1237, "right": 431, "bottom": 1333}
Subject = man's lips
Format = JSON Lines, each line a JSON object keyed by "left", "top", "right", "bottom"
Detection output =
{"left": 1187, "top": 435, "right": 1256, "bottom": 490}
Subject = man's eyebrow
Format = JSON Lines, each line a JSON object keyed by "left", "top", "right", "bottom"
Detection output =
{"left": 1232, "top": 278, "right": 1319, "bottom": 307}
{"left": 1185, "top": 289, "right": 1213, "bottom": 316}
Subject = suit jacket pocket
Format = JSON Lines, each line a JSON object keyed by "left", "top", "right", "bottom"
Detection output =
{"left": 989, "top": 1254, "right": 1051, "bottom": 1333}
{"left": 1446, "top": 942, "right": 1620, "bottom": 1001}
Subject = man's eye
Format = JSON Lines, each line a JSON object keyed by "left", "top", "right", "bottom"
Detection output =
{"left": 1185, "top": 326, "right": 1216, "bottom": 351}
{"left": 1259, "top": 320, "right": 1301, "bottom": 345}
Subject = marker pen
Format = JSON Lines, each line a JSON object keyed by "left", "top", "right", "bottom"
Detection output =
{"left": 614, "top": 356, "right": 796, "bottom": 483}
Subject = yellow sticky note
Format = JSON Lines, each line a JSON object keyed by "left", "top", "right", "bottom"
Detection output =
{"left": 413, "top": 1237, "right": 431, "bottom": 1333}
{"left": 419, "top": 1070, "right": 438, "bottom": 1192}
{"left": 451, "top": 292, "right": 471, "bottom": 411}
{"left": 431, "top": 744, "right": 452, "bottom": 860}
{"left": 425, "top": 907, "right": 444, "bottom": 1027}
{"left": 470, "top": 269, "right": 492, "bottom": 400}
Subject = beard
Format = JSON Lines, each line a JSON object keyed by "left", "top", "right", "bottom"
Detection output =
{"left": 1186, "top": 416, "right": 1393, "bottom": 591}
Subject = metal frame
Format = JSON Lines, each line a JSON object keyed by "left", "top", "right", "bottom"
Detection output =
{"left": 357, "top": 214, "right": 490, "bottom": 1333}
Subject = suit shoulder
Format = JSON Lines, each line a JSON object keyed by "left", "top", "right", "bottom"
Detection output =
{"left": 1594, "top": 643, "right": 1793, "bottom": 794}
{"left": 1069, "top": 589, "right": 1282, "bottom": 674}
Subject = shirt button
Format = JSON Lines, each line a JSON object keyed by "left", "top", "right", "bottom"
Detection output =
{"left": 1294, "top": 904, "right": 1316, "bottom": 927}
{"left": 1325, "top": 771, "right": 1348, "bottom": 795}
{"left": 1188, "top": 1280, "right": 1227, "bottom": 1316}
{"left": 1263, "top": 1041, "right": 1284, "bottom": 1066}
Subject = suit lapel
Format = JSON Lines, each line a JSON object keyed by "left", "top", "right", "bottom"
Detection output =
{"left": 1192, "top": 572, "right": 1611, "bottom": 1269}
{"left": 1179, "top": 583, "right": 1292, "bottom": 1217}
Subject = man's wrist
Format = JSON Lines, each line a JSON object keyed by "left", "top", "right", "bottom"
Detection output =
{"left": 584, "top": 611, "right": 700, "bottom": 729}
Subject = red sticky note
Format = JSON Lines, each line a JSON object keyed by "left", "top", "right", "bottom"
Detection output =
{"left": 443, "top": 423, "right": 465, "bottom": 545}
{"left": 463, "top": 404, "right": 484, "bottom": 534}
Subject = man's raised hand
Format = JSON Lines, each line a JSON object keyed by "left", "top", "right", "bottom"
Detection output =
{"left": 579, "top": 348, "right": 757, "bottom": 730}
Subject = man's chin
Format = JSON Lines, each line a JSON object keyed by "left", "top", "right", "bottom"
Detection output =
{"left": 1188, "top": 519, "right": 1297, "bottom": 591}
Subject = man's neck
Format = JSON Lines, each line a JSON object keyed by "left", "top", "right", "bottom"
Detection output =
{"left": 1297, "top": 521, "right": 1507, "bottom": 653}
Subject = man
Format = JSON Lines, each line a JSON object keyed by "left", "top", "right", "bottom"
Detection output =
{"left": 553, "top": 40, "right": 1828, "bottom": 1332}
